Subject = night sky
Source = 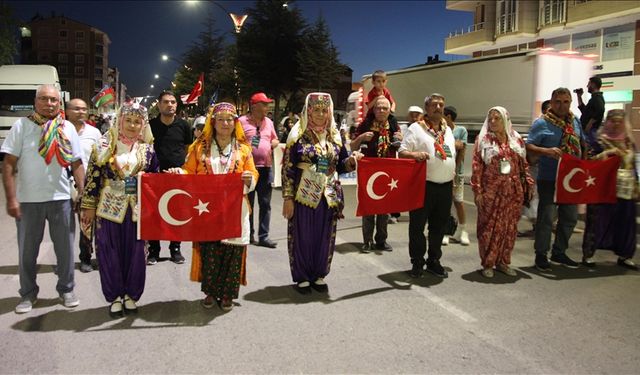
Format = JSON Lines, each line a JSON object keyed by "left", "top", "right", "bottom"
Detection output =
{"left": 9, "top": 1, "right": 472, "bottom": 97}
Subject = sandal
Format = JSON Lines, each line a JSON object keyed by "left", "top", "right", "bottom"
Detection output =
{"left": 201, "top": 295, "right": 215, "bottom": 309}
{"left": 220, "top": 298, "right": 233, "bottom": 312}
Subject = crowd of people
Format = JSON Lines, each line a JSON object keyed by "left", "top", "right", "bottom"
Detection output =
{"left": 2, "top": 72, "right": 637, "bottom": 316}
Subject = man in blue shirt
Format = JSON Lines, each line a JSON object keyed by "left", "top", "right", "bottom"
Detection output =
{"left": 526, "top": 88, "right": 584, "bottom": 271}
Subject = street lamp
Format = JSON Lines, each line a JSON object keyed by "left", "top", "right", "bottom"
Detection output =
{"left": 161, "top": 54, "right": 191, "bottom": 70}
{"left": 185, "top": 1, "right": 248, "bottom": 33}
{"left": 154, "top": 74, "right": 177, "bottom": 88}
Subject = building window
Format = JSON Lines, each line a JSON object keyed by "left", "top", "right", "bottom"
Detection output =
{"left": 75, "top": 79, "right": 84, "bottom": 89}
{"left": 95, "top": 44, "right": 103, "bottom": 55}
{"left": 496, "top": 0, "right": 517, "bottom": 35}
{"left": 95, "top": 68, "right": 103, "bottom": 76}
{"left": 77, "top": 91, "right": 84, "bottom": 98}
{"left": 75, "top": 31, "right": 84, "bottom": 39}
{"left": 539, "top": 0, "right": 566, "bottom": 28}
{"left": 95, "top": 57, "right": 103, "bottom": 65}
{"left": 75, "top": 54, "right": 85, "bottom": 64}
{"left": 58, "top": 41, "right": 68, "bottom": 50}
{"left": 59, "top": 30, "right": 67, "bottom": 38}
{"left": 58, "top": 65, "right": 68, "bottom": 75}
{"left": 58, "top": 53, "right": 68, "bottom": 63}
{"left": 38, "top": 52, "right": 50, "bottom": 62}
{"left": 95, "top": 80, "right": 103, "bottom": 89}
{"left": 60, "top": 79, "right": 67, "bottom": 86}
{"left": 75, "top": 42, "right": 85, "bottom": 50}
{"left": 74, "top": 66, "right": 84, "bottom": 76}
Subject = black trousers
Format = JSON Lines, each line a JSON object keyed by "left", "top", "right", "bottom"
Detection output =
{"left": 408, "top": 180, "right": 453, "bottom": 266}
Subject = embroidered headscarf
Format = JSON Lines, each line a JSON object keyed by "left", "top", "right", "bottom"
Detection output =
{"left": 29, "top": 108, "right": 73, "bottom": 168}
{"left": 96, "top": 101, "right": 153, "bottom": 166}
{"left": 476, "top": 106, "right": 526, "bottom": 164}
{"left": 599, "top": 109, "right": 631, "bottom": 142}
{"left": 188, "top": 102, "right": 247, "bottom": 156}
{"left": 288, "top": 92, "right": 341, "bottom": 147}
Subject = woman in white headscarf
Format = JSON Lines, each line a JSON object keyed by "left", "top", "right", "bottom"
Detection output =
{"left": 471, "top": 106, "right": 533, "bottom": 278}
{"left": 81, "top": 100, "right": 158, "bottom": 317}
{"left": 281, "top": 93, "right": 361, "bottom": 294}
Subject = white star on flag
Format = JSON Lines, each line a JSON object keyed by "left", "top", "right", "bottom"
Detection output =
{"left": 585, "top": 175, "right": 596, "bottom": 187}
{"left": 388, "top": 178, "right": 398, "bottom": 191}
{"left": 194, "top": 199, "right": 210, "bottom": 215}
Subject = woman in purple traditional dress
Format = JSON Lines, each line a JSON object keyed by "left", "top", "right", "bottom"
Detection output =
{"left": 281, "top": 92, "right": 361, "bottom": 293}
{"left": 81, "top": 101, "right": 158, "bottom": 317}
{"left": 582, "top": 109, "right": 638, "bottom": 270}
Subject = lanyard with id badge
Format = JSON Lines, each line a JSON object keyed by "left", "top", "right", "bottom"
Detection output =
{"left": 498, "top": 143, "right": 511, "bottom": 175}
{"left": 251, "top": 126, "right": 261, "bottom": 148}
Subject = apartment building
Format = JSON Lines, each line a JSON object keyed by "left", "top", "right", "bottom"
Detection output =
{"left": 445, "top": 0, "right": 640, "bottom": 143}
{"left": 20, "top": 14, "right": 112, "bottom": 109}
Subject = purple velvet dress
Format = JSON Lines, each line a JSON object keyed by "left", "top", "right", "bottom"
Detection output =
{"left": 83, "top": 143, "right": 159, "bottom": 302}
{"left": 282, "top": 130, "right": 350, "bottom": 283}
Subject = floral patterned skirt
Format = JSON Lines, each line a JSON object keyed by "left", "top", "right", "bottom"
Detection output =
{"left": 200, "top": 242, "right": 243, "bottom": 300}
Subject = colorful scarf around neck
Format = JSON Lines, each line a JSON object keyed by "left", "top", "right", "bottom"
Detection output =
{"left": 423, "top": 120, "right": 447, "bottom": 160}
{"left": 29, "top": 112, "right": 74, "bottom": 167}
{"left": 372, "top": 119, "right": 390, "bottom": 157}
{"left": 543, "top": 111, "right": 581, "bottom": 157}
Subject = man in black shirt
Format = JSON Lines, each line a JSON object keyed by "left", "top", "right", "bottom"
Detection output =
{"left": 148, "top": 91, "right": 193, "bottom": 265}
{"left": 576, "top": 76, "right": 605, "bottom": 138}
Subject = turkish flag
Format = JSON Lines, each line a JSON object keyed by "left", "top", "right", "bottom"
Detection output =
{"left": 138, "top": 173, "right": 243, "bottom": 241}
{"left": 184, "top": 73, "right": 204, "bottom": 105}
{"left": 555, "top": 154, "right": 620, "bottom": 204}
{"left": 356, "top": 157, "right": 426, "bottom": 216}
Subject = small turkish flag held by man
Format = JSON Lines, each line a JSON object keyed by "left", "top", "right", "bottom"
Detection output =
{"left": 555, "top": 154, "right": 620, "bottom": 204}
{"left": 139, "top": 173, "right": 243, "bottom": 241}
{"left": 356, "top": 157, "right": 426, "bottom": 216}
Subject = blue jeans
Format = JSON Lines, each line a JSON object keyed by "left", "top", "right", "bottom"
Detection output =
{"left": 534, "top": 180, "right": 577, "bottom": 256}
{"left": 248, "top": 166, "right": 273, "bottom": 241}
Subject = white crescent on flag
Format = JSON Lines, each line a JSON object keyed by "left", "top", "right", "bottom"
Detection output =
{"left": 158, "top": 189, "right": 192, "bottom": 226}
{"left": 562, "top": 168, "right": 585, "bottom": 193}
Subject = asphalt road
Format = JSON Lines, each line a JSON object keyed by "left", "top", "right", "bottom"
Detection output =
{"left": 0, "top": 184, "right": 639, "bottom": 374}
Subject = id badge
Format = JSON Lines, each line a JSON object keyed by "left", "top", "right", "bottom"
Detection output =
{"left": 124, "top": 176, "right": 137, "bottom": 194}
{"left": 317, "top": 156, "right": 329, "bottom": 174}
{"left": 251, "top": 134, "right": 261, "bottom": 148}
{"left": 443, "top": 144, "right": 453, "bottom": 158}
{"left": 499, "top": 159, "right": 511, "bottom": 175}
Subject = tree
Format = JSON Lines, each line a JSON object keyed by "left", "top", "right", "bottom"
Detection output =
{"left": 235, "top": 0, "right": 307, "bottom": 120}
{"left": 0, "top": 1, "right": 18, "bottom": 65}
{"left": 297, "top": 16, "right": 347, "bottom": 93}
{"left": 171, "top": 11, "right": 231, "bottom": 113}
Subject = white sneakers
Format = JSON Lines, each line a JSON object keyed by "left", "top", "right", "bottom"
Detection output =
{"left": 451, "top": 228, "right": 470, "bottom": 246}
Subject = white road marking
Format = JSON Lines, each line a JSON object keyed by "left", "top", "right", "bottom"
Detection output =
{"left": 336, "top": 234, "right": 477, "bottom": 323}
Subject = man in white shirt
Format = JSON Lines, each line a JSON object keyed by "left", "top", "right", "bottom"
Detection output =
{"left": 66, "top": 98, "right": 102, "bottom": 273}
{"left": 1, "top": 84, "right": 85, "bottom": 313}
{"left": 399, "top": 93, "right": 456, "bottom": 278}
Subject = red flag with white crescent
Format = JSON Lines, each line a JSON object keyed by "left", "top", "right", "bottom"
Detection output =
{"left": 139, "top": 173, "right": 242, "bottom": 241}
{"left": 184, "top": 73, "right": 204, "bottom": 105}
{"left": 554, "top": 154, "right": 620, "bottom": 204}
{"left": 356, "top": 157, "right": 426, "bottom": 216}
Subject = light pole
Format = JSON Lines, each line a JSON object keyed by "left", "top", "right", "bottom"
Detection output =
{"left": 154, "top": 74, "right": 176, "bottom": 89}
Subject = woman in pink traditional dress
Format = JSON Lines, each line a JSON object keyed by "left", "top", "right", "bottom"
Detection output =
{"left": 471, "top": 106, "right": 534, "bottom": 278}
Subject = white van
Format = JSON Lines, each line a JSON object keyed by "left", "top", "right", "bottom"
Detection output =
{"left": 0, "top": 65, "right": 68, "bottom": 150}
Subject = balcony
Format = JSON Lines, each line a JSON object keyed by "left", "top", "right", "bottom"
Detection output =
{"left": 567, "top": 0, "right": 640, "bottom": 25}
{"left": 446, "top": 0, "right": 477, "bottom": 11}
{"left": 445, "top": 22, "right": 495, "bottom": 55}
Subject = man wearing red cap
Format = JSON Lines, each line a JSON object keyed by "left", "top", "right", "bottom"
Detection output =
{"left": 239, "top": 92, "right": 279, "bottom": 248}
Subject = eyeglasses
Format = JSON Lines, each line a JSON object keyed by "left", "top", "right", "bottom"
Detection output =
{"left": 37, "top": 96, "right": 60, "bottom": 103}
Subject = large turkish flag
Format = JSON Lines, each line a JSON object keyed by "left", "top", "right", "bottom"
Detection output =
{"left": 554, "top": 154, "right": 620, "bottom": 204}
{"left": 139, "top": 173, "right": 243, "bottom": 241}
{"left": 356, "top": 157, "right": 426, "bottom": 216}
